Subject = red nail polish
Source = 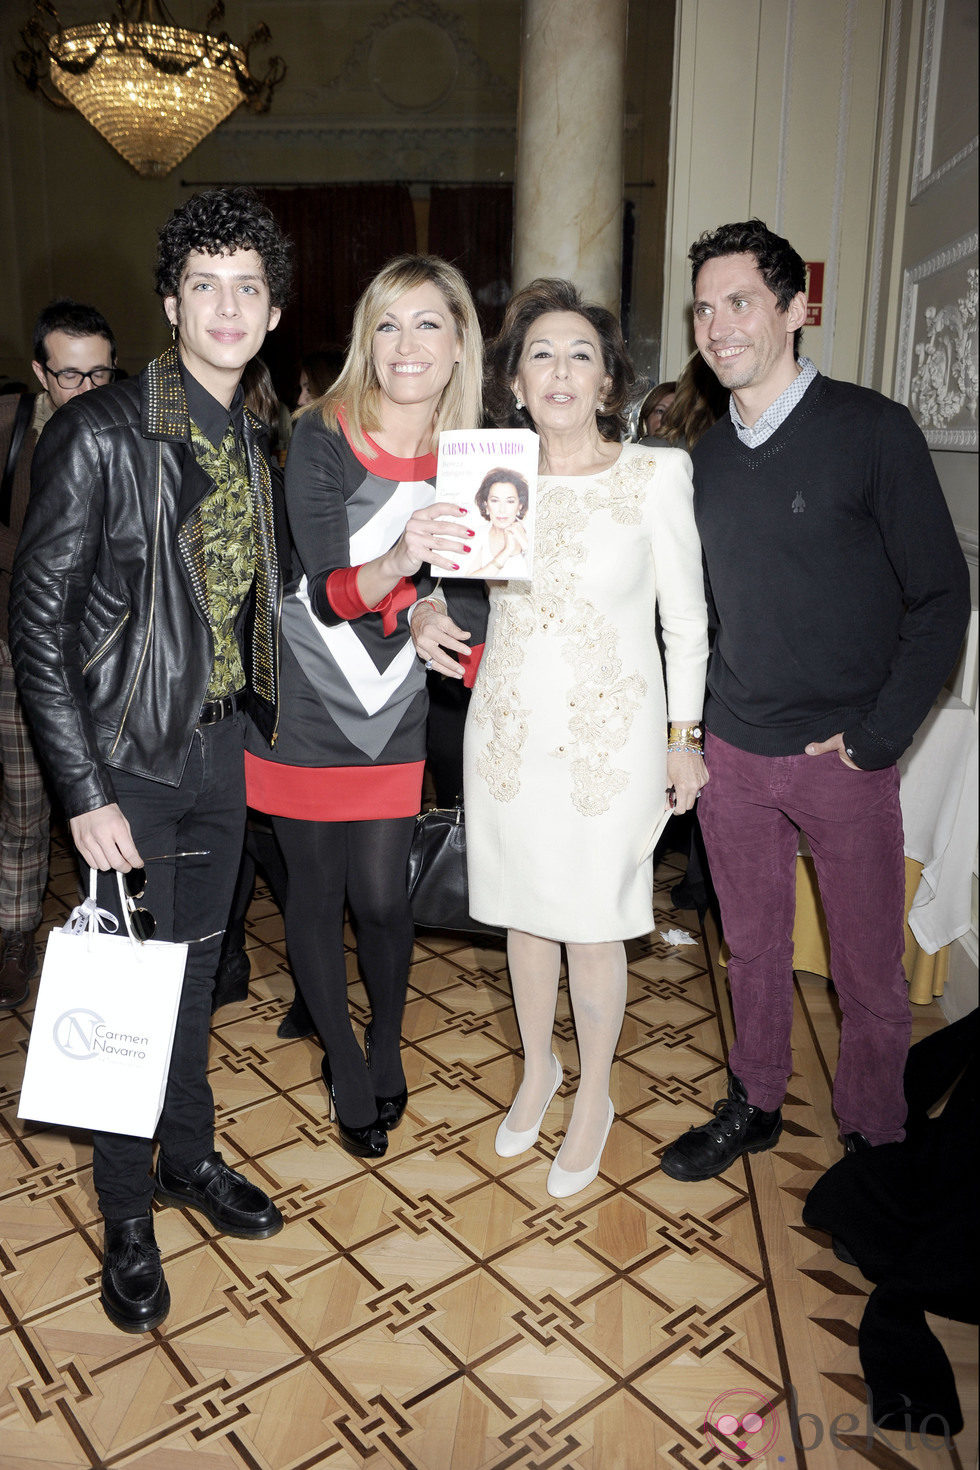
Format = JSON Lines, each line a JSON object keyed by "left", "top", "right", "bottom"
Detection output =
{"left": 462, "top": 545, "right": 471, "bottom": 553}
{"left": 466, "top": 528, "right": 475, "bottom": 536}
{"left": 451, "top": 563, "right": 459, "bottom": 570}
{"left": 458, "top": 507, "right": 468, "bottom": 514}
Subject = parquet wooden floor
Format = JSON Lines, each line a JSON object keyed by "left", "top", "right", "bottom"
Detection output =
{"left": 0, "top": 830, "right": 975, "bottom": 1470}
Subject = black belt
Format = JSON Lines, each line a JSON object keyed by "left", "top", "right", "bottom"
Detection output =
{"left": 199, "top": 688, "right": 246, "bottom": 725}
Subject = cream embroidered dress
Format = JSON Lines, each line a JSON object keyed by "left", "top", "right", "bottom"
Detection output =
{"left": 463, "top": 442, "right": 707, "bottom": 942}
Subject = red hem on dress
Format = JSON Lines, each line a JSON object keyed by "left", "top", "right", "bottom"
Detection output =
{"left": 245, "top": 752, "right": 424, "bottom": 821}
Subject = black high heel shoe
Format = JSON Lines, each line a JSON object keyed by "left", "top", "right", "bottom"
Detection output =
{"left": 364, "top": 1025, "right": 409, "bottom": 1131}
{"left": 320, "top": 1055, "right": 387, "bottom": 1158}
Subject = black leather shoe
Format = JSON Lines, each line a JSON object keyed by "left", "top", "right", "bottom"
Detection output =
{"left": 376, "top": 1090, "right": 409, "bottom": 1131}
{"left": 211, "top": 948, "right": 251, "bottom": 1013}
{"left": 660, "top": 1074, "right": 782, "bottom": 1181}
{"left": 155, "top": 1152, "right": 283, "bottom": 1237}
{"left": 0, "top": 930, "right": 37, "bottom": 1009}
{"left": 277, "top": 991, "right": 315, "bottom": 1039}
{"left": 320, "top": 1055, "right": 388, "bottom": 1158}
{"left": 101, "top": 1214, "right": 170, "bottom": 1333}
{"left": 364, "top": 1024, "right": 408, "bottom": 1130}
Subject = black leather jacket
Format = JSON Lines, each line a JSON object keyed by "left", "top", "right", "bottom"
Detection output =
{"left": 9, "top": 347, "right": 281, "bottom": 819}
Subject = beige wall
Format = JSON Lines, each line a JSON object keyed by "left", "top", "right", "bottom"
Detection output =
{"left": 662, "top": 0, "right": 892, "bottom": 383}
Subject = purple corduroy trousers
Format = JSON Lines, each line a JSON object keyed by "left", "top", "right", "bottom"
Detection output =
{"left": 698, "top": 732, "right": 911, "bottom": 1143}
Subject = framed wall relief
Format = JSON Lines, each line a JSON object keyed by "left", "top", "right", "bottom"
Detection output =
{"left": 896, "top": 233, "right": 978, "bottom": 451}
{"left": 911, "top": 0, "right": 979, "bottom": 200}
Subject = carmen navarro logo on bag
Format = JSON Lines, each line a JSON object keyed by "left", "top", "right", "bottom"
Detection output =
{"left": 17, "top": 868, "right": 188, "bottom": 1138}
{"left": 53, "top": 1009, "right": 150, "bottom": 1062}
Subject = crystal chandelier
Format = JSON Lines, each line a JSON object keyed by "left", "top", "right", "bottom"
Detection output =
{"left": 15, "top": 0, "right": 285, "bottom": 178}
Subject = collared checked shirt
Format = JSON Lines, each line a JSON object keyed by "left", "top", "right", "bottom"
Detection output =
{"left": 729, "top": 355, "right": 817, "bottom": 447}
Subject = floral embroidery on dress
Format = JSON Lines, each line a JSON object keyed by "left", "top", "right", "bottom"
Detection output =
{"left": 569, "top": 753, "right": 630, "bottom": 815}
{"left": 565, "top": 624, "right": 648, "bottom": 754}
{"left": 471, "top": 595, "right": 533, "bottom": 802}
{"left": 472, "top": 455, "right": 652, "bottom": 815}
{"left": 597, "top": 452, "right": 650, "bottom": 524}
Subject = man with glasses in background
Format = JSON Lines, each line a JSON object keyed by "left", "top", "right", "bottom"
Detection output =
{"left": 1, "top": 300, "right": 116, "bottom": 1009}
{"left": 10, "top": 188, "right": 292, "bottom": 1333}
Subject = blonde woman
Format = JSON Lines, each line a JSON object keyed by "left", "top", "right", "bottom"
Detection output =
{"left": 246, "top": 256, "right": 483, "bottom": 1157}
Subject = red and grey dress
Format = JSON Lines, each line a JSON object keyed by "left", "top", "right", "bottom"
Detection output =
{"left": 245, "top": 410, "right": 473, "bottom": 821}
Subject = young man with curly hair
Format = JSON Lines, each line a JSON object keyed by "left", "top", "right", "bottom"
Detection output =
{"left": 10, "top": 187, "right": 292, "bottom": 1333}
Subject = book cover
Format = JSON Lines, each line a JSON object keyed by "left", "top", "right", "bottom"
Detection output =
{"left": 432, "top": 428, "right": 539, "bottom": 580}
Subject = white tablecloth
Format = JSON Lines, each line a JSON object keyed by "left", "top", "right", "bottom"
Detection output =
{"left": 898, "top": 691, "right": 978, "bottom": 953}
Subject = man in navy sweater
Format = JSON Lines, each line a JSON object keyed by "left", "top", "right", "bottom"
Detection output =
{"left": 661, "top": 219, "right": 970, "bottom": 1182}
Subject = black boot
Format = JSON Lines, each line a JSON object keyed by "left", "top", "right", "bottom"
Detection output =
{"left": 660, "top": 1074, "right": 782, "bottom": 1181}
{"left": 277, "top": 988, "right": 315, "bottom": 1039}
{"left": 101, "top": 1214, "right": 170, "bottom": 1333}
{"left": 211, "top": 947, "right": 251, "bottom": 1013}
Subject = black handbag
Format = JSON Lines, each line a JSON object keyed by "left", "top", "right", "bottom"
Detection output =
{"left": 406, "top": 805, "right": 502, "bottom": 937}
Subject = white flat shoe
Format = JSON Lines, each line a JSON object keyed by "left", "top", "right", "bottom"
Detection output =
{"left": 546, "top": 1098, "right": 615, "bottom": 1198}
{"left": 494, "top": 1055, "right": 563, "bottom": 1157}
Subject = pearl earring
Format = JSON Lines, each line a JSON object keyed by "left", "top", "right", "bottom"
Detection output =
{"left": 515, "top": 395, "right": 524, "bottom": 411}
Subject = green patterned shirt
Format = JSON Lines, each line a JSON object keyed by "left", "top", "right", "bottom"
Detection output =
{"left": 189, "top": 420, "right": 255, "bottom": 699}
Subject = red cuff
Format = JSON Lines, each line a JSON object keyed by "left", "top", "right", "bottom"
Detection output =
{"left": 379, "top": 579, "right": 418, "bottom": 635}
{"left": 325, "top": 568, "right": 417, "bottom": 635}
{"left": 325, "top": 566, "right": 370, "bottom": 620}
{"left": 461, "top": 642, "right": 484, "bottom": 688}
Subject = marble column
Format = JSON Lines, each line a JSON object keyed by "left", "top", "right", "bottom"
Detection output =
{"left": 512, "top": 0, "right": 629, "bottom": 313}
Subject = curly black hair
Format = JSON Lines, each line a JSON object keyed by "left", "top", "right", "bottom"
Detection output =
{"left": 485, "top": 278, "right": 634, "bottom": 441}
{"left": 689, "top": 219, "right": 807, "bottom": 355}
{"left": 155, "top": 186, "right": 292, "bottom": 307}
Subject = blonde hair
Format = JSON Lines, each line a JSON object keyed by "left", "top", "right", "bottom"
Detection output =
{"left": 308, "top": 255, "right": 483, "bottom": 454}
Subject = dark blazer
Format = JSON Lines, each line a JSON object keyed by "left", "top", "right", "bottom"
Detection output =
{"left": 9, "top": 347, "right": 282, "bottom": 818}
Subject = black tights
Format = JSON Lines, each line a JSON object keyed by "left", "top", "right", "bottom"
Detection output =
{"left": 273, "top": 815, "right": 416, "bottom": 1127}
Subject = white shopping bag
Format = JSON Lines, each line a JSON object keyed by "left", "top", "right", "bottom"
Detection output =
{"left": 18, "top": 869, "right": 187, "bottom": 1137}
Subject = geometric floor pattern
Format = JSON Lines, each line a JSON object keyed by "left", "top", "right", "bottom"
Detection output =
{"left": 0, "top": 830, "right": 975, "bottom": 1469}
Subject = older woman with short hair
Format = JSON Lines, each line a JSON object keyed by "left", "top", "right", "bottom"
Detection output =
{"left": 414, "top": 278, "right": 708, "bottom": 1197}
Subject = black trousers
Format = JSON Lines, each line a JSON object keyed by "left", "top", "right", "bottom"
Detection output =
{"left": 90, "top": 714, "right": 247, "bottom": 1219}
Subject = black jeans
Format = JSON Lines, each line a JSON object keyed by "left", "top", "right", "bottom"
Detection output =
{"left": 90, "top": 713, "right": 247, "bottom": 1219}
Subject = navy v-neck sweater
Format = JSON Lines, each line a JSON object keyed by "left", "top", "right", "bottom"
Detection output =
{"left": 692, "top": 373, "right": 969, "bottom": 769}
